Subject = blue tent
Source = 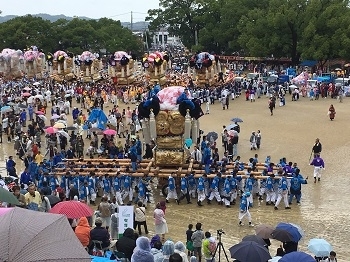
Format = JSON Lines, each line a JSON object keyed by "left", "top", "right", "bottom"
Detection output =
{"left": 86, "top": 109, "right": 108, "bottom": 130}
{"left": 300, "top": 60, "right": 317, "bottom": 67}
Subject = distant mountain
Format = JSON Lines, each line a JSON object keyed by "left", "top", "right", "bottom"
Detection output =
{"left": 0, "top": 13, "right": 149, "bottom": 31}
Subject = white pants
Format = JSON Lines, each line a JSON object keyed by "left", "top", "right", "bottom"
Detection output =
{"left": 231, "top": 93, "right": 235, "bottom": 99}
{"left": 189, "top": 187, "right": 196, "bottom": 198}
{"left": 197, "top": 191, "right": 206, "bottom": 202}
{"left": 209, "top": 189, "right": 221, "bottom": 202}
{"left": 314, "top": 166, "right": 322, "bottom": 178}
{"left": 230, "top": 190, "right": 237, "bottom": 202}
{"left": 266, "top": 190, "right": 275, "bottom": 203}
{"left": 122, "top": 188, "right": 133, "bottom": 202}
{"left": 223, "top": 194, "right": 231, "bottom": 206}
{"left": 275, "top": 192, "right": 289, "bottom": 207}
{"left": 249, "top": 94, "right": 255, "bottom": 100}
{"left": 238, "top": 210, "right": 252, "bottom": 222}
{"left": 259, "top": 187, "right": 266, "bottom": 197}
{"left": 114, "top": 191, "right": 124, "bottom": 205}
{"left": 251, "top": 142, "right": 257, "bottom": 149}
{"left": 166, "top": 190, "right": 178, "bottom": 200}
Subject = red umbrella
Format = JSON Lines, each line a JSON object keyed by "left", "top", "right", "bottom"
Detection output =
{"left": 103, "top": 129, "right": 117, "bottom": 135}
{"left": 49, "top": 200, "right": 93, "bottom": 219}
{"left": 44, "top": 126, "right": 58, "bottom": 134}
{"left": 22, "top": 92, "right": 31, "bottom": 97}
{"left": 35, "top": 111, "right": 44, "bottom": 115}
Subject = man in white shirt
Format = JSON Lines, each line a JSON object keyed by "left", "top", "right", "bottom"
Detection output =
{"left": 191, "top": 146, "right": 202, "bottom": 164}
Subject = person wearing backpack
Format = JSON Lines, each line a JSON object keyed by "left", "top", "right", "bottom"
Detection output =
{"left": 191, "top": 223, "right": 205, "bottom": 262}
{"left": 202, "top": 232, "right": 217, "bottom": 262}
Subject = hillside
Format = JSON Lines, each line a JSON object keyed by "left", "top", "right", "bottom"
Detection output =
{"left": 0, "top": 13, "right": 149, "bottom": 31}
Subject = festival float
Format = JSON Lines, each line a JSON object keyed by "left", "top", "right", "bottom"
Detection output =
{"left": 77, "top": 51, "right": 102, "bottom": 83}
{"left": 189, "top": 52, "right": 217, "bottom": 86}
{"left": 142, "top": 52, "right": 169, "bottom": 85}
{"left": 108, "top": 51, "right": 135, "bottom": 85}
{"left": 0, "top": 48, "right": 23, "bottom": 79}
{"left": 139, "top": 86, "right": 203, "bottom": 167}
{"left": 47, "top": 50, "right": 74, "bottom": 82}
{"left": 23, "top": 46, "right": 45, "bottom": 79}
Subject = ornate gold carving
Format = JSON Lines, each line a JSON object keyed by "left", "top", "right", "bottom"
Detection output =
{"left": 155, "top": 150, "right": 184, "bottom": 166}
{"left": 168, "top": 111, "right": 185, "bottom": 135}
{"left": 157, "top": 136, "right": 183, "bottom": 149}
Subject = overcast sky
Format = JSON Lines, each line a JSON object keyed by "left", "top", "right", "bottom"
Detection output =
{"left": 0, "top": 0, "right": 160, "bottom": 22}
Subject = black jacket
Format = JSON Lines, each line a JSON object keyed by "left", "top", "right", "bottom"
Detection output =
{"left": 90, "top": 226, "right": 110, "bottom": 248}
{"left": 115, "top": 228, "right": 136, "bottom": 260}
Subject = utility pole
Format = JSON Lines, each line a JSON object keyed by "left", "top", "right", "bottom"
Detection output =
{"left": 130, "top": 11, "right": 133, "bottom": 32}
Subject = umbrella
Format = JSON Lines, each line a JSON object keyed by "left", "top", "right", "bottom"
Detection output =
{"left": 0, "top": 187, "right": 20, "bottom": 205}
{"left": 289, "top": 223, "right": 305, "bottom": 238}
{"left": 228, "top": 130, "right": 238, "bottom": 137}
{"left": 255, "top": 224, "right": 275, "bottom": 239}
{"left": 225, "top": 123, "right": 237, "bottom": 131}
{"left": 0, "top": 207, "right": 91, "bottom": 262}
{"left": 7, "top": 102, "right": 16, "bottom": 106}
{"left": 289, "top": 84, "right": 298, "bottom": 89}
{"left": 35, "top": 94, "right": 44, "bottom": 100}
{"left": 18, "top": 104, "right": 27, "bottom": 109}
{"left": 271, "top": 228, "right": 295, "bottom": 242}
{"left": 344, "top": 63, "right": 350, "bottom": 67}
{"left": 32, "top": 81, "right": 40, "bottom": 86}
{"left": 308, "top": 238, "right": 332, "bottom": 257}
{"left": 229, "top": 241, "right": 271, "bottom": 262}
{"left": 35, "top": 111, "right": 44, "bottom": 115}
{"left": 0, "top": 207, "right": 13, "bottom": 216}
{"left": 90, "top": 127, "right": 102, "bottom": 132}
{"left": 1, "top": 106, "right": 12, "bottom": 113}
{"left": 46, "top": 195, "right": 61, "bottom": 206}
{"left": 103, "top": 129, "right": 117, "bottom": 136}
{"left": 22, "top": 92, "right": 31, "bottom": 97}
{"left": 231, "top": 117, "right": 243, "bottom": 123}
{"left": 23, "top": 86, "right": 32, "bottom": 91}
{"left": 66, "top": 126, "right": 77, "bottom": 131}
{"left": 269, "top": 257, "right": 282, "bottom": 262}
{"left": 334, "top": 68, "right": 342, "bottom": 71}
{"left": 276, "top": 223, "right": 302, "bottom": 242}
{"left": 49, "top": 200, "right": 94, "bottom": 219}
{"left": 51, "top": 114, "right": 61, "bottom": 120}
{"left": 37, "top": 114, "right": 47, "bottom": 122}
{"left": 57, "top": 130, "right": 70, "bottom": 139}
{"left": 279, "top": 251, "right": 315, "bottom": 262}
{"left": 45, "top": 127, "right": 58, "bottom": 134}
{"left": 242, "top": 235, "right": 266, "bottom": 246}
{"left": 206, "top": 131, "right": 218, "bottom": 141}
{"left": 53, "top": 122, "right": 66, "bottom": 129}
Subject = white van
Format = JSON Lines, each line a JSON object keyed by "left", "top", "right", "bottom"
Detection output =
{"left": 334, "top": 78, "right": 350, "bottom": 86}
{"left": 307, "top": 79, "right": 318, "bottom": 87}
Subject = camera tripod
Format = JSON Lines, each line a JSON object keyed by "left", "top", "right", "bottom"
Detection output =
{"left": 211, "top": 232, "right": 230, "bottom": 262}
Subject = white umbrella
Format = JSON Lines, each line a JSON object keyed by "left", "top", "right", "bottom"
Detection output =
{"left": 35, "top": 94, "right": 44, "bottom": 100}
{"left": 51, "top": 114, "right": 60, "bottom": 120}
{"left": 37, "top": 115, "right": 47, "bottom": 122}
{"left": 32, "top": 82, "right": 40, "bottom": 86}
{"left": 27, "top": 96, "right": 34, "bottom": 104}
{"left": 57, "top": 130, "right": 70, "bottom": 139}
{"left": 289, "top": 84, "right": 298, "bottom": 89}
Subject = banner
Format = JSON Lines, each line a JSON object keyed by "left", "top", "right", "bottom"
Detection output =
{"left": 118, "top": 205, "right": 134, "bottom": 236}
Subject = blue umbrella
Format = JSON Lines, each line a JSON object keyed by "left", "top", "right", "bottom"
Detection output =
{"left": 231, "top": 117, "right": 243, "bottom": 123}
{"left": 206, "top": 131, "right": 218, "bottom": 141}
{"left": 279, "top": 251, "right": 316, "bottom": 262}
{"left": 276, "top": 223, "right": 302, "bottom": 242}
{"left": 308, "top": 238, "right": 332, "bottom": 257}
{"left": 0, "top": 106, "right": 11, "bottom": 113}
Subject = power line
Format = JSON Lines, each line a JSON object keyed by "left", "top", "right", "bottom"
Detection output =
{"left": 108, "top": 12, "right": 131, "bottom": 18}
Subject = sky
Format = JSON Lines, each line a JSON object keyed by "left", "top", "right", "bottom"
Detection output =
{"left": 0, "top": 0, "right": 160, "bottom": 22}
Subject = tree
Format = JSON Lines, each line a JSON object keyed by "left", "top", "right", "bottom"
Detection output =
{"left": 146, "top": 0, "right": 207, "bottom": 48}
{"left": 300, "top": 0, "right": 350, "bottom": 64}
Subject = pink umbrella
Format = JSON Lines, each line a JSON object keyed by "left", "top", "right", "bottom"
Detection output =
{"left": 45, "top": 127, "right": 58, "bottom": 134}
{"left": 0, "top": 208, "right": 12, "bottom": 216}
{"left": 22, "top": 92, "right": 31, "bottom": 97}
{"left": 35, "top": 111, "right": 44, "bottom": 115}
{"left": 103, "top": 129, "right": 117, "bottom": 135}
